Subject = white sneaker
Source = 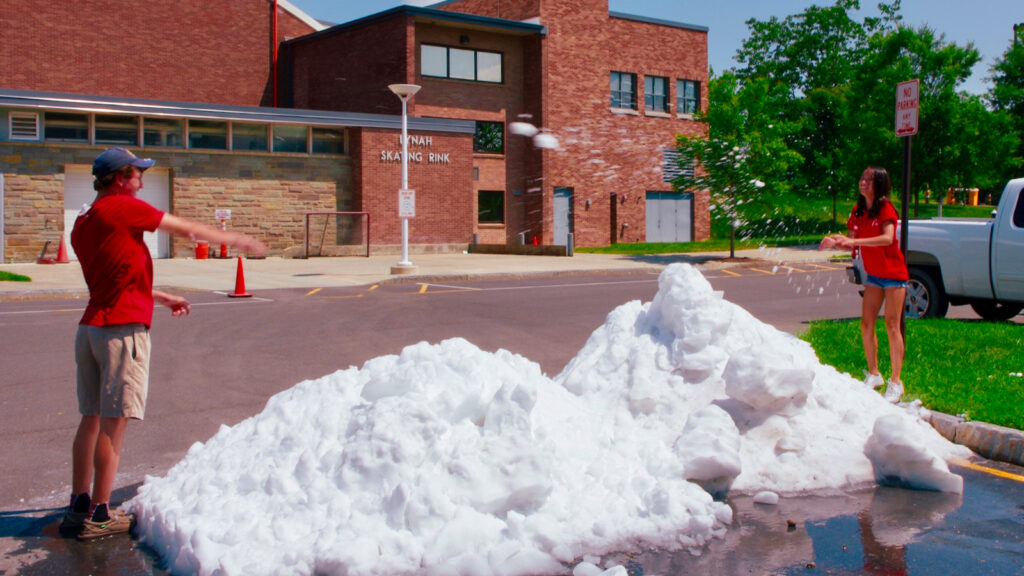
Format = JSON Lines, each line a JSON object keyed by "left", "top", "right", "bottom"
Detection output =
{"left": 884, "top": 379, "right": 904, "bottom": 403}
{"left": 863, "top": 372, "right": 884, "bottom": 389}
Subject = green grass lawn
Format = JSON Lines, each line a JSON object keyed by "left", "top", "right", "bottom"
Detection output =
{"left": 0, "top": 270, "right": 31, "bottom": 282}
{"left": 802, "top": 319, "right": 1024, "bottom": 430}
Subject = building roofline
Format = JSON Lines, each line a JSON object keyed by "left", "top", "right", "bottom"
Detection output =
{"left": 609, "top": 11, "right": 708, "bottom": 33}
{"left": 275, "top": 0, "right": 328, "bottom": 32}
{"left": 0, "top": 89, "right": 475, "bottom": 134}
{"left": 284, "top": 5, "right": 545, "bottom": 46}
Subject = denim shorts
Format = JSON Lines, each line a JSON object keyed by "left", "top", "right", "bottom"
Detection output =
{"left": 865, "top": 274, "right": 908, "bottom": 290}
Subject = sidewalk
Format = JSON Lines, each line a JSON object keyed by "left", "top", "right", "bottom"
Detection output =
{"left": 2, "top": 245, "right": 1021, "bottom": 467}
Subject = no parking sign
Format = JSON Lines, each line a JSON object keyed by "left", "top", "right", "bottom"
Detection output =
{"left": 398, "top": 189, "right": 416, "bottom": 218}
{"left": 895, "top": 79, "right": 919, "bottom": 137}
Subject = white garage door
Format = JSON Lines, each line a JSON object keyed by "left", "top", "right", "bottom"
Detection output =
{"left": 63, "top": 166, "right": 170, "bottom": 260}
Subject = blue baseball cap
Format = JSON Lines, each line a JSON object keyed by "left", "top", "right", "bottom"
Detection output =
{"left": 92, "top": 147, "right": 155, "bottom": 179}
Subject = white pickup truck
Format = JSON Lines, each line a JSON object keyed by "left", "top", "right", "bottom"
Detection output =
{"left": 901, "top": 178, "right": 1024, "bottom": 320}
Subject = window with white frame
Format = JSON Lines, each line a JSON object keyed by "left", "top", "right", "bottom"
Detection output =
{"left": 677, "top": 79, "right": 700, "bottom": 115}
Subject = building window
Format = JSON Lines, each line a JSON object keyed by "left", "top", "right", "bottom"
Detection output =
{"left": 9, "top": 112, "right": 39, "bottom": 140}
{"left": 476, "top": 51, "right": 502, "bottom": 83}
{"left": 677, "top": 79, "right": 700, "bottom": 115}
{"left": 645, "top": 76, "right": 669, "bottom": 113}
{"left": 273, "top": 125, "right": 307, "bottom": 153}
{"left": 421, "top": 44, "right": 448, "bottom": 77}
{"left": 233, "top": 123, "right": 268, "bottom": 151}
{"left": 312, "top": 127, "right": 346, "bottom": 155}
{"left": 474, "top": 121, "right": 504, "bottom": 154}
{"left": 44, "top": 112, "right": 89, "bottom": 142}
{"left": 610, "top": 71, "right": 637, "bottom": 110}
{"left": 95, "top": 114, "right": 138, "bottom": 146}
{"left": 420, "top": 44, "right": 503, "bottom": 84}
{"left": 478, "top": 190, "right": 504, "bottom": 224}
{"left": 189, "top": 120, "right": 227, "bottom": 149}
{"left": 143, "top": 117, "right": 183, "bottom": 147}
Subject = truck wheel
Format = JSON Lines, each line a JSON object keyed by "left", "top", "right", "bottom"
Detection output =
{"left": 970, "top": 301, "right": 1024, "bottom": 322}
{"left": 905, "top": 267, "right": 948, "bottom": 318}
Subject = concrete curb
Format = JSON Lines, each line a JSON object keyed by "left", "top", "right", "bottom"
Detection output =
{"left": 925, "top": 411, "right": 1024, "bottom": 467}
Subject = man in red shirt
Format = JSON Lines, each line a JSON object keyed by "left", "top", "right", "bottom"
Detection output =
{"left": 61, "top": 148, "right": 266, "bottom": 540}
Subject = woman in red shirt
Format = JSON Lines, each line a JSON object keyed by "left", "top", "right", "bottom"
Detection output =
{"left": 820, "top": 166, "right": 907, "bottom": 402}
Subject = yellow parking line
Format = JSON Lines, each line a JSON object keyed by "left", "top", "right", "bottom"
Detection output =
{"left": 805, "top": 262, "right": 842, "bottom": 271}
{"left": 719, "top": 268, "right": 743, "bottom": 277}
{"left": 778, "top": 265, "right": 807, "bottom": 273}
{"left": 952, "top": 458, "right": 1024, "bottom": 482}
{"left": 305, "top": 287, "right": 322, "bottom": 296}
{"left": 748, "top": 267, "right": 775, "bottom": 275}
{"left": 419, "top": 284, "right": 428, "bottom": 294}
{"left": 368, "top": 284, "right": 379, "bottom": 291}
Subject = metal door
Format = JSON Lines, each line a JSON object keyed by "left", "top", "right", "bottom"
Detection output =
{"left": 553, "top": 187, "right": 573, "bottom": 246}
{"left": 645, "top": 191, "right": 692, "bottom": 243}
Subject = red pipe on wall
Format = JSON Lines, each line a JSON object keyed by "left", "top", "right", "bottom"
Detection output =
{"left": 272, "top": 0, "right": 279, "bottom": 107}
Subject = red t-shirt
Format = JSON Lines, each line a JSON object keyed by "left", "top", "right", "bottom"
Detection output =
{"left": 846, "top": 200, "right": 908, "bottom": 281}
{"left": 71, "top": 195, "right": 164, "bottom": 328}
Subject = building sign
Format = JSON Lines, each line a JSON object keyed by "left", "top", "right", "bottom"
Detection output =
{"left": 895, "top": 79, "right": 919, "bottom": 137}
{"left": 399, "top": 189, "right": 415, "bottom": 218}
{"left": 380, "top": 135, "right": 451, "bottom": 165}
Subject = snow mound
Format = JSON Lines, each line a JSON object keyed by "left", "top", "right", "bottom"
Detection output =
{"left": 129, "top": 263, "right": 969, "bottom": 576}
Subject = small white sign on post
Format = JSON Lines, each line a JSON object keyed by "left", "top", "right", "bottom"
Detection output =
{"left": 398, "top": 189, "right": 416, "bottom": 218}
{"left": 214, "top": 209, "right": 232, "bottom": 220}
{"left": 895, "top": 79, "right": 919, "bottom": 137}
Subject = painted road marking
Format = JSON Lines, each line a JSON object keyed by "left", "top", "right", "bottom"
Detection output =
{"left": 306, "top": 287, "right": 322, "bottom": 296}
{"left": 417, "top": 278, "right": 659, "bottom": 294}
{"left": 952, "top": 458, "right": 1024, "bottom": 483}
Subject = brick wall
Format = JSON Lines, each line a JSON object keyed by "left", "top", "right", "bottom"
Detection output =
{"left": 356, "top": 129, "right": 475, "bottom": 250}
{"left": 1, "top": 143, "right": 352, "bottom": 262}
{"left": 285, "top": 15, "right": 410, "bottom": 114}
{"left": 0, "top": 0, "right": 314, "bottom": 106}
{"left": 532, "top": 0, "right": 710, "bottom": 245}
{"left": 437, "top": 0, "right": 542, "bottom": 21}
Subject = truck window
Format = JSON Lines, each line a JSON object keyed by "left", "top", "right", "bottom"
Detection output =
{"left": 1015, "top": 190, "right": 1024, "bottom": 228}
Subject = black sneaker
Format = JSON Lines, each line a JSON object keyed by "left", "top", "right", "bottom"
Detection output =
{"left": 58, "top": 494, "right": 90, "bottom": 537}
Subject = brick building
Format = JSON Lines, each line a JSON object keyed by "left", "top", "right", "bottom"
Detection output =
{"left": 0, "top": 0, "right": 709, "bottom": 263}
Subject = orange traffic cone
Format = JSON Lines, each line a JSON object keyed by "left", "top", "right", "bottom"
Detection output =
{"left": 228, "top": 257, "right": 252, "bottom": 298}
{"left": 56, "top": 236, "right": 70, "bottom": 263}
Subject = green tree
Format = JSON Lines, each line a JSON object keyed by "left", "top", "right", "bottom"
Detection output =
{"left": 674, "top": 74, "right": 801, "bottom": 255}
{"left": 988, "top": 29, "right": 1024, "bottom": 184}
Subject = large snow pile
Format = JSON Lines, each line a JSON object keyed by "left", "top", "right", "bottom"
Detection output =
{"left": 129, "top": 263, "right": 968, "bottom": 576}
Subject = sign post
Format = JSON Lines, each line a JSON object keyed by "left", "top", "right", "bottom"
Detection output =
{"left": 895, "top": 79, "right": 918, "bottom": 336}
{"left": 895, "top": 79, "right": 919, "bottom": 258}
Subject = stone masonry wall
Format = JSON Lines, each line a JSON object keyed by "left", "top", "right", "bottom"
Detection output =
{"left": 1, "top": 143, "right": 353, "bottom": 262}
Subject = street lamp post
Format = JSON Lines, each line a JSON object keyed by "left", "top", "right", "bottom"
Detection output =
{"left": 388, "top": 83, "right": 421, "bottom": 274}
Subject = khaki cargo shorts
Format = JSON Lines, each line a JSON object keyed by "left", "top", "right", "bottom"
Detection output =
{"left": 75, "top": 324, "right": 151, "bottom": 420}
